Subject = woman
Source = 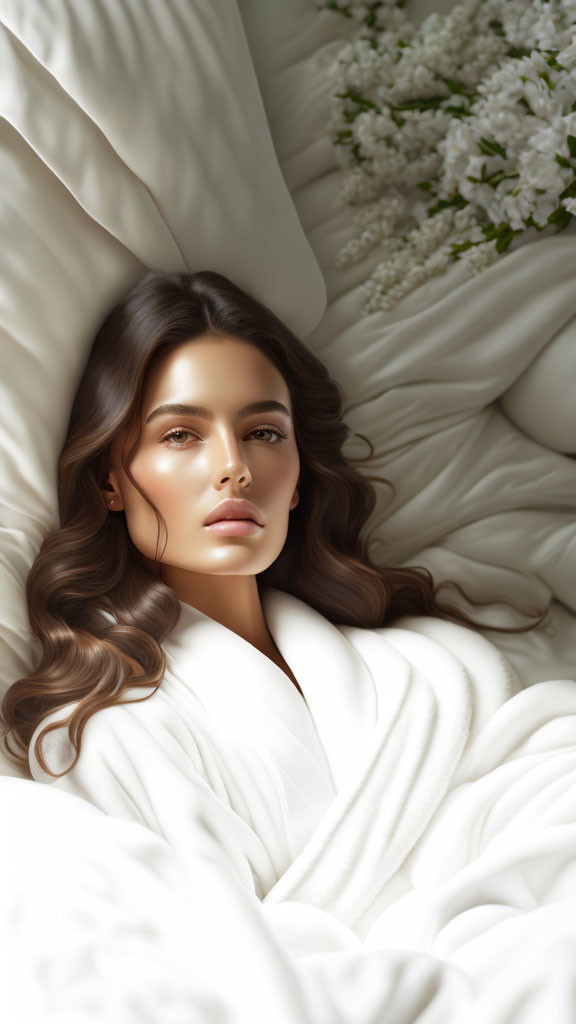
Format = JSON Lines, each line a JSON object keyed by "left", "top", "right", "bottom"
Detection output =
{"left": 3, "top": 269, "right": 571, "bottom": 1020}
{"left": 1, "top": 268, "right": 543, "bottom": 777}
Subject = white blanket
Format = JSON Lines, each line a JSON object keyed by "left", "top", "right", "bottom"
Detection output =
{"left": 13, "top": 585, "right": 576, "bottom": 1020}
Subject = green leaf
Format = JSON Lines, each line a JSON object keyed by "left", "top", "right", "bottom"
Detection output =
{"left": 537, "top": 70, "right": 554, "bottom": 92}
{"left": 559, "top": 176, "right": 576, "bottom": 200}
{"left": 544, "top": 54, "right": 563, "bottom": 70}
{"left": 523, "top": 215, "right": 547, "bottom": 232}
{"left": 351, "top": 143, "right": 368, "bottom": 163}
{"left": 478, "top": 137, "right": 507, "bottom": 158}
{"left": 335, "top": 90, "right": 380, "bottom": 112}
{"left": 488, "top": 18, "right": 505, "bottom": 37}
{"left": 466, "top": 168, "right": 515, "bottom": 190}
{"left": 495, "top": 227, "right": 517, "bottom": 253}
{"left": 436, "top": 76, "right": 477, "bottom": 103}
{"left": 445, "top": 105, "right": 473, "bottom": 118}
{"left": 363, "top": 3, "right": 381, "bottom": 29}
{"left": 450, "top": 239, "right": 474, "bottom": 253}
{"left": 547, "top": 205, "right": 572, "bottom": 231}
{"left": 506, "top": 46, "right": 532, "bottom": 59}
{"left": 486, "top": 170, "right": 519, "bottom": 189}
{"left": 390, "top": 96, "right": 447, "bottom": 112}
{"left": 428, "top": 193, "right": 469, "bottom": 215}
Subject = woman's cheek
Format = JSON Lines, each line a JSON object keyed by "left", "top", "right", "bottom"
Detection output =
{"left": 138, "top": 451, "right": 188, "bottom": 499}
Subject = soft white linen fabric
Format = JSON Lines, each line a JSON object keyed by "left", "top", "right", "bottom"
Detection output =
{"left": 2, "top": 0, "right": 575, "bottom": 1009}
{"left": 238, "top": 0, "right": 576, "bottom": 690}
{"left": 0, "top": 0, "right": 326, "bottom": 776}
{"left": 17, "top": 584, "right": 576, "bottom": 1020}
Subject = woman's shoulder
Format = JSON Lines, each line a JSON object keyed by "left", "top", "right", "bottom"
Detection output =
{"left": 28, "top": 692, "right": 143, "bottom": 782}
{"left": 362, "top": 614, "right": 523, "bottom": 687}
{"left": 338, "top": 613, "right": 526, "bottom": 731}
{"left": 28, "top": 680, "right": 203, "bottom": 786}
{"left": 27, "top": 685, "right": 221, "bottom": 845}
{"left": 263, "top": 587, "right": 525, "bottom": 704}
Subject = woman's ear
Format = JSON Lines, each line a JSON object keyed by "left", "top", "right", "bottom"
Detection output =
{"left": 290, "top": 487, "right": 299, "bottom": 511}
{"left": 101, "top": 473, "right": 124, "bottom": 512}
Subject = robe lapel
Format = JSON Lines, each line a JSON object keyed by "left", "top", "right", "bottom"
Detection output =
{"left": 164, "top": 586, "right": 475, "bottom": 931}
{"left": 261, "top": 586, "right": 379, "bottom": 790}
{"left": 264, "top": 614, "right": 474, "bottom": 930}
{"left": 163, "top": 588, "right": 348, "bottom": 862}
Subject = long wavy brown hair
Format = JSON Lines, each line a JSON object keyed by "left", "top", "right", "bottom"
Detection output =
{"left": 1, "top": 269, "right": 548, "bottom": 780}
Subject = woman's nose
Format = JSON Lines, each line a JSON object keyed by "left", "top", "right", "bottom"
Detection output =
{"left": 212, "top": 429, "right": 251, "bottom": 485}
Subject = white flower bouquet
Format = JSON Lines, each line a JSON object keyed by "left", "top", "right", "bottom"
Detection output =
{"left": 316, "top": 0, "right": 576, "bottom": 313}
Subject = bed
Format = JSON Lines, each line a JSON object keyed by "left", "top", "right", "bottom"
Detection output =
{"left": 238, "top": 0, "right": 576, "bottom": 689}
{"left": 1, "top": 0, "right": 575, "bottom": 1019}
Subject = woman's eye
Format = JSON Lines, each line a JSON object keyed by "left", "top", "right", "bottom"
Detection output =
{"left": 161, "top": 426, "right": 286, "bottom": 448}
{"left": 248, "top": 427, "right": 286, "bottom": 444}
{"left": 162, "top": 430, "right": 195, "bottom": 447}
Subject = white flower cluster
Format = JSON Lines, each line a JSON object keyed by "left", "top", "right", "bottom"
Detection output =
{"left": 315, "top": 0, "right": 576, "bottom": 313}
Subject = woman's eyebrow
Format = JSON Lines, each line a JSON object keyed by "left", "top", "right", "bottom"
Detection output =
{"left": 145, "top": 400, "right": 291, "bottom": 425}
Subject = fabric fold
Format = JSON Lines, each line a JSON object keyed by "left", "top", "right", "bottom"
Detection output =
{"left": 24, "top": 584, "right": 576, "bottom": 1020}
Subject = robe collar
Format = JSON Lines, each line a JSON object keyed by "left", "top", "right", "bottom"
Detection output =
{"left": 163, "top": 584, "right": 379, "bottom": 791}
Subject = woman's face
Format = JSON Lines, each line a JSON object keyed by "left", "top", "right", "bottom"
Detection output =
{"left": 103, "top": 335, "right": 300, "bottom": 581}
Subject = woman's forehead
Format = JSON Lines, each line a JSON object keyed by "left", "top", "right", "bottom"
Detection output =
{"left": 142, "top": 337, "right": 290, "bottom": 410}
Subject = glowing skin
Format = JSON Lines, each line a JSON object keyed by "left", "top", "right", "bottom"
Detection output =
{"left": 100, "top": 336, "right": 301, "bottom": 687}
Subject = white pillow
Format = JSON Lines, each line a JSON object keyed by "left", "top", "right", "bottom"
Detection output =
{"left": 0, "top": 0, "right": 326, "bottom": 775}
{"left": 499, "top": 318, "right": 576, "bottom": 454}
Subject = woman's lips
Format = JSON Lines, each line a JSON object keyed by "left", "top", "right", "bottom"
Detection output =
{"left": 204, "top": 518, "right": 262, "bottom": 536}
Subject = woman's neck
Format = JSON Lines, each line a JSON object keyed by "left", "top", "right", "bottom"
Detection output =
{"left": 161, "top": 566, "right": 273, "bottom": 654}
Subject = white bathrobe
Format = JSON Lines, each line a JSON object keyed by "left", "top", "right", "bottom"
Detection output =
{"left": 17, "top": 584, "right": 576, "bottom": 1021}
